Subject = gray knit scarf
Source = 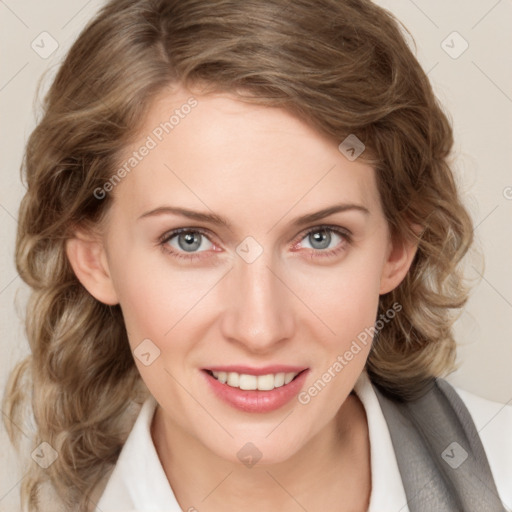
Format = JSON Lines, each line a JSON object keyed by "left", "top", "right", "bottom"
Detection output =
{"left": 373, "top": 378, "right": 507, "bottom": 511}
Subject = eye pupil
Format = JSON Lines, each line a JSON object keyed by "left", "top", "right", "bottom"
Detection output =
{"left": 178, "top": 232, "right": 202, "bottom": 252}
{"left": 309, "top": 229, "right": 331, "bottom": 250}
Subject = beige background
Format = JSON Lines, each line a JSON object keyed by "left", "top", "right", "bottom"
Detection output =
{"left": 1, "top": 0, "right": 511, "bottom": 510}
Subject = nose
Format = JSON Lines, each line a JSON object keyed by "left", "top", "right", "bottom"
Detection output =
{"left": 219, "top": 251, "right": 295, "bottom": 353}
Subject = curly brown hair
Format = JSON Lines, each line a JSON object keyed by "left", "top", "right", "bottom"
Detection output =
{"left": 3, "top": 0, "right": 473, "bottom": 510}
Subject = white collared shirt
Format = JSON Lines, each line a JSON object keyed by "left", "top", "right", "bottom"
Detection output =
{"left": 96, "top": 371, "right": 512, "bottom": 511}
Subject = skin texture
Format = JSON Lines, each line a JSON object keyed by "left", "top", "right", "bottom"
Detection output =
{"left": 66, "top": 84, "right": 417, "bottom": 511}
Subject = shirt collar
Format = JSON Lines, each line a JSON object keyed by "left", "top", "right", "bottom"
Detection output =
{"left": 354, "top": 370, "right": 410, "bottom": 512}
{"left": 97, "top": 370, "right": 409, "bottom": 511}
{"left": 96, "top": 394, "right": 180, "bottom": 511}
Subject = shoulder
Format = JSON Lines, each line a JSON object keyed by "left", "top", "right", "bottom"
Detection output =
{"left": 451, "top": 384, "right": 512, "bottom": 509}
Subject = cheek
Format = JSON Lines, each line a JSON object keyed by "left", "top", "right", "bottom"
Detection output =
{"left": 109, "top": 243, "right": 221, "bottom": 349}
{"left": 289, "top": 246, "right": 385, "bottom": 346}
{"left": 109, "top": 255, "right": 212, "bottom": 395}
{"left": 292, "top": 255, "right": 383, "bottom": 413}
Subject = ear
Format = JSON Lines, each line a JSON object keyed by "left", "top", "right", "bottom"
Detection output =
{"left": 379, "top": 229, "right": 419, "bottom": 295}
{"left": 65, "top": 230, "right": 119, "bottom": 305}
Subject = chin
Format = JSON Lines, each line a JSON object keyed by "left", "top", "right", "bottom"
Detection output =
{"left": 204, "top": 433, "right": 307, "bottom": 469}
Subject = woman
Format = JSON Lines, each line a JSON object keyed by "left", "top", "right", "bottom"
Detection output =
{"left": 3, "top": 0, "right": 511, "bottom": 511}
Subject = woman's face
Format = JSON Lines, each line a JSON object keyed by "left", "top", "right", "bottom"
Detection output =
{"left": 83, "top": 84, "right": 412, "bottom": 465}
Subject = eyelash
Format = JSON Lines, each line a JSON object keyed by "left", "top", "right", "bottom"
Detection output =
{"left": 157, "top": 225, "right": 352, "bottom": 262}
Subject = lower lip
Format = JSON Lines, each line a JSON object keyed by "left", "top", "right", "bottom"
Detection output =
{"left": 202, "top": 370, "right": 309, "bottom": 413}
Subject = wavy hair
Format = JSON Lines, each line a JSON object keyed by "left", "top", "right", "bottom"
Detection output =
{"left": 3, "top": 0, "right": 473, "bottom": 510}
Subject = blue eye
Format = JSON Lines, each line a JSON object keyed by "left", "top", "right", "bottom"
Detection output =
{"left": 291, "top": 225, "right": 351, "bottom": 259}
{"left": 158, "top": 225, "right": 351, "bottom": 261}
{"left": 159, "top": 228, "right": 214, "bottom": 261}
{"left": 301, "top": 228, "right": 343, "bottom": 250}
{"left": 169, "top": 230, "right": 212, "bottom": 252}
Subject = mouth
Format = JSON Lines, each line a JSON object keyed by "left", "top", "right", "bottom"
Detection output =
{"left": 201, "top": 366, "right": 309, "bottom": 413}
{"left": 203, "top": 369, "right": 307, "bottom": 391}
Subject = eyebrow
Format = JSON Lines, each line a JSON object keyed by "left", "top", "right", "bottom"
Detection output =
{"left": 137, "top": 203, "right": 369, "bottom": 229}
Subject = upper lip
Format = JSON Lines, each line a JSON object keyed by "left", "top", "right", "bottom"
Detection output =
{"left": 203, "top": 365, "right": 308, "bottom": 376}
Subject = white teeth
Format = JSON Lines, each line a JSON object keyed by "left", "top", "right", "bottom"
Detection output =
{"left": 239, "top": 374, "right": 257, "bottom": 390}
{"left": 210, "top": 371, "right": 300, "bottom": 390}
{"left": 257, "top": 374, "right": 274, "bottom": 391}
{"left": 227, "top": 372, "right": 239, "bottom": 387}
{"left": 274, "top": 373, "right": 285, "bottom": 387}
{"left": 284, "top": 372, "right": 296, "bottom": 384}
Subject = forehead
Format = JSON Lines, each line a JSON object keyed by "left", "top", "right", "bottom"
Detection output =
{"left": 111, "top": 85, "right": 380, "bottom": 225}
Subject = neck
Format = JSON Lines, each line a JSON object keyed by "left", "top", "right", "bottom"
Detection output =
{"left": 151, "top": 393, "right": 371, "bottom": 512}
